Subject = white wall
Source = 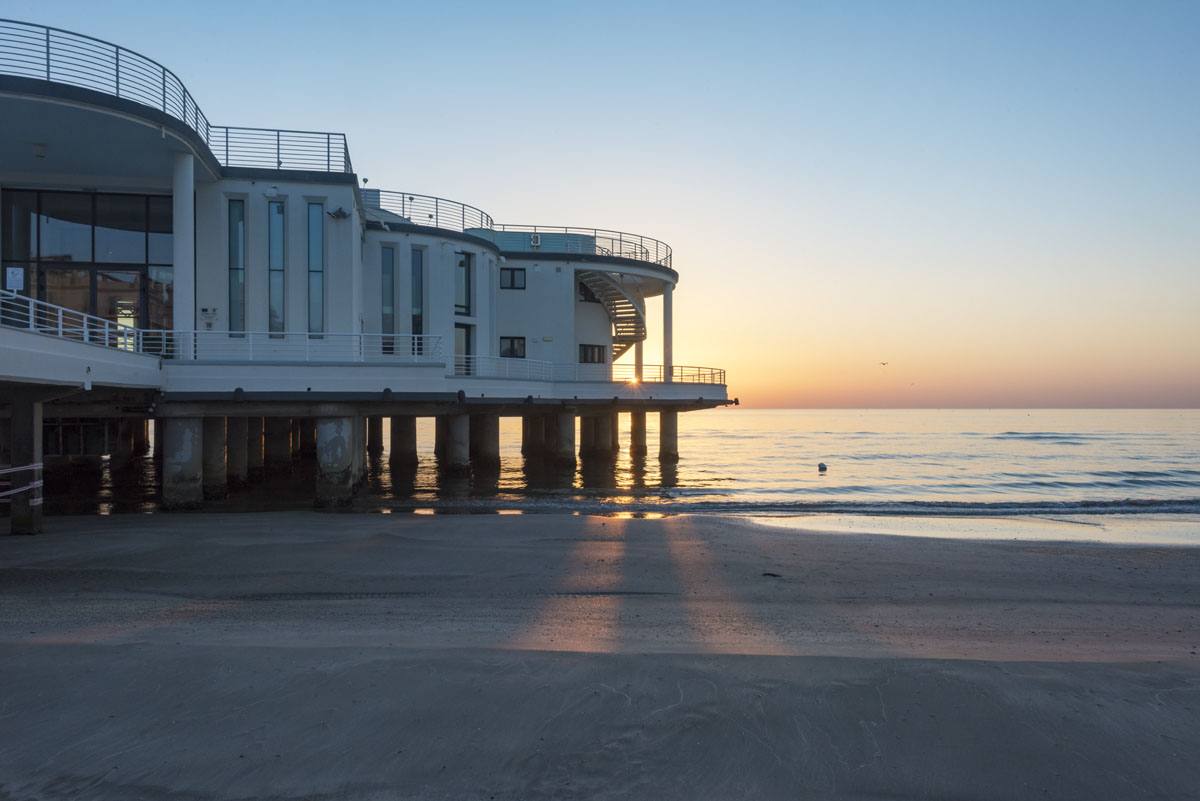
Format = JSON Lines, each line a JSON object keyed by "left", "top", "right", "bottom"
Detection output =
{"left": 195, "top": 177, "right": 359, "bottom": 334}
{"left": 495, "top": 258, "right": 615, "bottom": 365}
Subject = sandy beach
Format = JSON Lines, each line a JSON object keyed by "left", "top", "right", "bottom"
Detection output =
{"left": 2, "top": 512, "right": 1198, "bottom": 799}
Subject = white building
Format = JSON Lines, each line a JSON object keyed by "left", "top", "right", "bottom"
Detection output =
{"left": 0, "top": 19, "right": 729, "bottom": 530}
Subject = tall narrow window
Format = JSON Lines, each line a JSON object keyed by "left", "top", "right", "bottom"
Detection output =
{"left": 455, "top": 252, "right": 473, "bottom": 315}
{"left": 307, "top": 202, "right": 324, "bottom": 334}
{"left": 227, "top": 199, "right": 245, "bottom": 332}
{"left": 411, "top": 246, "right": 424, "bottom": 354}
{"left": 267, "top": 200, "right": 285, "bottom": 333}
{"left": 381, "top": 245, "right": 395, "bottom": 354}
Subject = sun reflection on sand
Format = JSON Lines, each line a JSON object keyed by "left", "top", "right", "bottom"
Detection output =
{"left": 507, "top": 518, "right": 627, "bottom": 653}
{"left": 662, "top": 519, "right": 793, "bottom": 656}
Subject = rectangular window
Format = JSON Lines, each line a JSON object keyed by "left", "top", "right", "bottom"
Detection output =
{"left": 454, "top": 323, "right": 473, "bottom": 375}
{"left": 39, "top": 192, "right": 92, "bottom": 263}
{"left": 227, "top": 199, "right": 245, "bottom": 332}
{"left": 579, "top": 344, "right": 606, "bottom": 364}
{"left": 499, "top": 336, "right": 526, "bottom": 358}
{"left": 578, "top": 281, "right": 600, "bottom": 303}
{"left": 499, "top": 266, "right": 526, "bottom": 290}
{"left": 381, "top": 245, "right": 395, "bottom": 354}
{"left": 411, "top": 246, "right": 424, "bottom": 355}
{"left": 307, "top": 202, "right": 324, "bottom": 334}
{"left": 455, "top": 252, "right": 473, "bottom": 315}
{"left": 267, "top": 200, "right": 285, "bottom": 333}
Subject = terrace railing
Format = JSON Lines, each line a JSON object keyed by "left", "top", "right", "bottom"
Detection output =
{"left": 552, "top": 363, "right": 725, "bottom": 384}
{"left": 0, "top": 18, "right": 352, "bottom": 173}
{"left": 492, "top": 225, "right": 672, "bottom": 268}
{"left": 361, "top": 190, "right": 494, "bottom": 233}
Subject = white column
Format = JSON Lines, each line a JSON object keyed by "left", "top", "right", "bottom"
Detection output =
{"left": 172, "top": 152, "right": 195, "bottom": 359}
{"left": 635, "top": 340, "right": 644, "bottom": 382}
{"left": 662, "top": 282, "right": 674, "bottom": 383}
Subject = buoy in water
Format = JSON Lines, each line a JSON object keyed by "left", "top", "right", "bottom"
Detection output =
{"left": 818, "top": 462, "right": 827, "bottom": 473}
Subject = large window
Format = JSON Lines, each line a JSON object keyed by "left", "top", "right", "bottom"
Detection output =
{"left": 228, "top": 199, "right": 245, "bottom": 332}
{"left": 307, "top": 202, "right": 324, "bottom": 334}
{"left": 381, "top": 245, "right": 395, "bottom": 354}
{"left": 1, "top": 189, "right": 173, "bottom": 328}
{"left": 499, "top": 336, "right": 526, "bottom": 358}
{"left": 455, "top": 252, "right": 473, "bottom": 315}
{"left": 579, "top": 344, "right": 607, "bottom": 364}
{"left": 411, "top": 246, "right": 424, "bottom": 354}
{"left": 267, "top": 200, "right": 285, "bottom": 333}
{"left": 500, "top": 267, "right": 525, "bottom": 290}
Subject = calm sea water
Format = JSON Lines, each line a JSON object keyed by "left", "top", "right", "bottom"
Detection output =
{"left": 44, "top": 409, "right": 1200, "bottom": 518}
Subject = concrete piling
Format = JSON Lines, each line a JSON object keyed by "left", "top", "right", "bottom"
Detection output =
{"left": 367, "top": 416, "right": 384, "bottom": 456}
{"left": 201, "top": 417, "right": 227, "bottom": 499}
{"left": 315, "top": 417, "right": 355, "bottom": 507}
{"left": 553, "top": 413, "right": 576, "bottom": 465}
{"left": 445, "top": 414, "right": 470, "bottom": 473}
{"left": 390, "top": 416, "right": 418, "bottom": 465}
{"left": 470, "top": 414, "right": 500, "bottom": 466}
{"left": 161, "top": 417, "right": 203, "bottom": 510}
{"left": 246, "top": 417, "right": 264, "bottom": 480}
{"left": 630, "top": 411, "right": 647, "bottom": 456}
{"left": 226, "top": 417, "right": 248, "bottom": 486}
{"left": 521, "top": 415, "right": 544, "bottom": 458}
{"left": 659, "top": 409, "right": 679, "bottom": 462}
{"left": 264, "top": 417, "right": 291, "bottom": 470}
{"left": 593, "top": 414, "right": 614, "bottom": 458}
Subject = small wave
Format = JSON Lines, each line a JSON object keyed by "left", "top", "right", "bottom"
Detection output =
{"left": 376, "top": 496, "right": 1200, "bottom": 518}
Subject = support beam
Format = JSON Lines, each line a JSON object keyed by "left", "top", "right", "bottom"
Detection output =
{"left": 663, "top": 282, "right": 673, "bottom": 383}
{"left": 389, "top": 415, "right": 417, "bottom": 465}
{"left": 553, "top": 413, "right": 576, "bottom": 465}
{"left": 202, "top": 417, "right": 227, "bottom": 500}
{"left": 246, "top": 417, "right": 264, "bottom": 480}
{"left": 8, "top": 392, "right": 43, "bottom": 534}
{"left": 161, "top": 417, "right": 202, "bottom": 510}
{"left": 659, "top": 409, "right": 679, "bottom": 462}
{"left": 471, "top": 414, "right": 500, "bottom": 466}
{"left": 263, "top": 417, "right": 291, "bottom": 471}
{"left": 172, "top": 153, "right": 195, "bottom": 358}
{"left": 579, "top": 416, "right": 596, "bottom": 455}
{"left": 226, "top": 417, "right": 248, "bottom": 486}
{"left": 593, "top": 414, "right": 614, "bottom": 457}
{"left": 367, "top": 416, "right": 384, "bottom": 456}
{"left": 444, "top": 414, "right": 470, "bottom": 473}
{"left": 630, "top": 411, "right": 647, "bottom": 456}
{"left": 315, "top": 417, "right": 356, "bottom": 507}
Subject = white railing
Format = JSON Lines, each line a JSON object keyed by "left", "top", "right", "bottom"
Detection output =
{"left": 1, "top": 287, "right": 143, "bottom": 351}
{"left": 450, "top": 358, "right": 725, "bottom": 385}
{"left": 453, "top": 355, "right": 556, "bottom": 380}
{"left": 0, "top": 462, "right": 43, "bottom": 507}
{"left": 145, "top": 331, "right": 445, "bottom": 363}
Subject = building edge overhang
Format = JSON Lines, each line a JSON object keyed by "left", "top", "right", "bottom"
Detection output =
{"left": 499, "top": 250, "right": 679, "bottom": 284}
{"left": 0, "top": 75, "right": 223, "bottom": 180}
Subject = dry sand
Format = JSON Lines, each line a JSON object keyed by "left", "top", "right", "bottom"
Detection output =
{"left": 1, "top": 512, "right": 1198, "bottom": 799}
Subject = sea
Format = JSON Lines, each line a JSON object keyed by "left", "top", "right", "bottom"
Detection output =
{"left": 43, "top": 409, "right": 1199, "bottom": 537}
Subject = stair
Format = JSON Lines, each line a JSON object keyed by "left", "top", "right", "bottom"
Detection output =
{"left": 576, "top": 270, "right": 646, "bottom": 360}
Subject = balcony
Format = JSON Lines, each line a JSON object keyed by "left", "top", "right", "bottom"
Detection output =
{"left": 0, "top": 18, "right": 352, "bottom": 173}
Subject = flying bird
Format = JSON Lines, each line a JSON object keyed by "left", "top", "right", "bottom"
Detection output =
{"left": 879, "top": 361, "right": 889, "bottom": 367}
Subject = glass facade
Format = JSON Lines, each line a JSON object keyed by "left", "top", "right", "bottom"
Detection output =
{"left": 381, "top": 245, "right": 395, "bottom": 354}
{"left": 411, "top": 246, "right": 424, "bottom": 355}
{"left": 455, "top": 252, "right": 472, "bottom": 315}
{"left": 1, "top": 189, "right": 173, "bottom": 328}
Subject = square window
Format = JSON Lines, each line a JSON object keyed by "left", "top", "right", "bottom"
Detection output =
{"left": 500, "top": 267, "right": 526, "bottom": 289}
{"left": 579, "top": 344, "right": 606, "bottom": 364}
{"left": 500, "top": 336, "right": 526, "bottom": 358}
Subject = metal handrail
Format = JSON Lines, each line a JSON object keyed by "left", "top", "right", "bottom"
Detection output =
{"left": 0, "top": 462, "right": 44, "bottom": 506}
{"left": 0, "top": 18, "right": 352, "bottom": 173}
{"left": 360, "top": 189, "right": 673, "bottom": 269}
{"left": 361, "top": 189, "right": 494, "bottom": 233}
{"left": 451, "top": 357, "right": 725, "bottom": 385}
{"left": 491, "top": 224, "right": 672, "bottom": 268}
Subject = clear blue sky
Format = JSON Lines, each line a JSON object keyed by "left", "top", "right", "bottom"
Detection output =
{"left": 12, "top": 0, "right": 1199, "bottom": 406}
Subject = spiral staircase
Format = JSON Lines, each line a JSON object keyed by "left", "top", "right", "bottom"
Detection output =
{"left": 576, "top": 270, "right": 646, "bottom": 360}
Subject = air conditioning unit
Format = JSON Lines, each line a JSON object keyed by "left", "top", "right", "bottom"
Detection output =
{"left": 530, "top": 233, "right": 541, "bottom": 248}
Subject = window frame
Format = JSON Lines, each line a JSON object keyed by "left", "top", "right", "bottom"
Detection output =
{"left": 267, "top": 199, "right": 286, "bottom": 335}
{"left": 306, "top": 201, "right": 325, "bottom": 335}
{"left": 455, "top": 251, "right": 473, "bottom": 316}
{"left": 499, "top": 336, "right": 526, "bottom": 359}
{"left": 227, "top": 198, "right": 246, "bottom": 334}
{"left": 579, "top": 343, "right": 607, "bottom": 364}
{"left": 499, "top": 266, "right": 526, "bottom": 290}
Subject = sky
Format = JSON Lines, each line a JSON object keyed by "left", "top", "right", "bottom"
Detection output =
{"left": 12, "top": 0, "right": 1199, "bottom": 407}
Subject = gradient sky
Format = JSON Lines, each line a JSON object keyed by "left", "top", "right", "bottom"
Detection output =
{"left": 13, "top": 0, "right": 1199, "bottom": 407}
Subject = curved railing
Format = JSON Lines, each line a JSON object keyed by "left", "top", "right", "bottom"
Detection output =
{"left": 0, "top": 18, "right": 352, "bottom": 173}
{"left": 360, "top": 190, "right": 672, "bottom": 269}
{"left": 491, "top": 225, "right": 672, "bottom": 268}
{"left": 361, "top": 189, "right": 494, "bottom": 233}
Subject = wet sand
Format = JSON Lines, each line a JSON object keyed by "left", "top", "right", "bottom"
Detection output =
{"left": 1, "top": 512, "right": 1198, "bottom": 799}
